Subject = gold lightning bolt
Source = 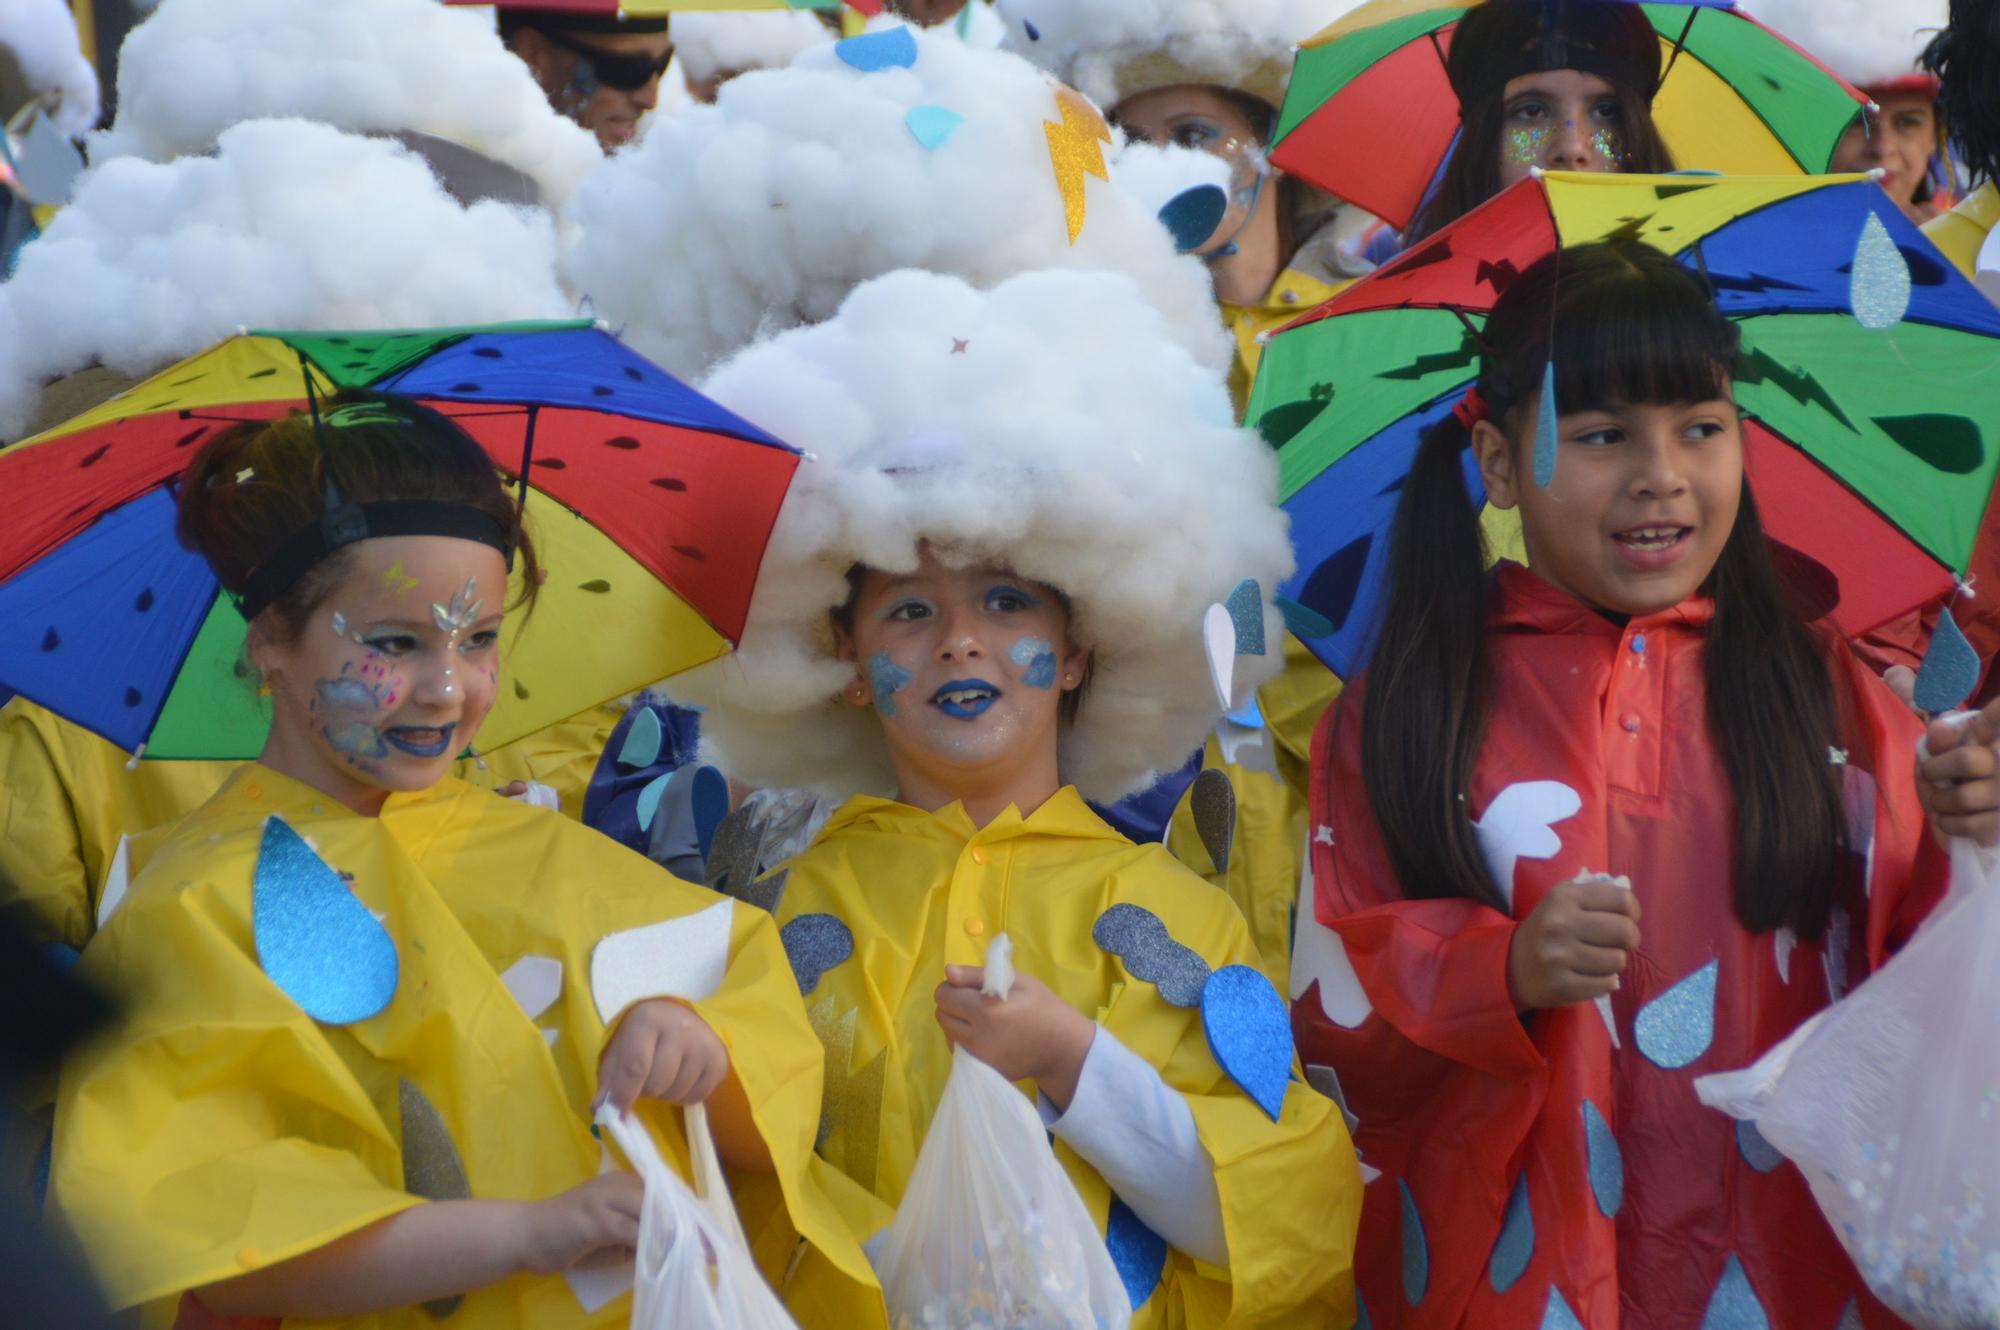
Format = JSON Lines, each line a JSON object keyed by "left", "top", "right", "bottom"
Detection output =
{"left": 809, "top": 997, "right": 887, "bottom": 1195}
{"left": 1044, "top": 86, "right": 1111, "bottom": 246}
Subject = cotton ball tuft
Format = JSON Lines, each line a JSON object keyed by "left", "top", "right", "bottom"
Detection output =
{"left": 565, "top": 26, "right": 1228, "bottom": 381}
{"left": 998, "top": 0, "right": 1364, "bottom": 111}
{"left": 0, "top": 0, "right": 100, "bottom": 135}
{"left": 0, "top": 119, "right": 570, "bottom": 440}
{"left": 671, "top": 10, "right": 832, "bottom": 88}
{"left": 671, "top": 267, "right": 1292, "bottom": 804}
{"left": 90, "top": 0, "right": 600, "bottom": 206}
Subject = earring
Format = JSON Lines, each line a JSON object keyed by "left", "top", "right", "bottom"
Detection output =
{"left": 1063, "top": 673, "right": 1076, "bottom": 684}
{"left": 257, "top": 681, "right": 272, "bottom": 698}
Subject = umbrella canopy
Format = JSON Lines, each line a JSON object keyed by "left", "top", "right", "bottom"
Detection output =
{"left": 0, "top": 320, "right": 802, "bottom": 758}
{"left": 1251, "top": 171, "right": 2000, "bottom": 678}
{"left": 1270, "top": 0, "right": 1872, "bottom": 232}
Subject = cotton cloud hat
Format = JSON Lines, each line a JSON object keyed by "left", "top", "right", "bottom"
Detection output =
{"left": 995, "top": 0, "right": 1363, "bottom": 114}
{"left": 666, "top": 267, "right": 1294, "bottom": 805}
{"left": 565, "top": 23, "right": 1228, "bottom": 382}
{"left": 1747, "top": 0, "right": 1948, "bottom": 95}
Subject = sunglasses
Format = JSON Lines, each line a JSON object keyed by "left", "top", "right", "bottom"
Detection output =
{"left": 545, "top": 31, "right": 674, "bottom": 93}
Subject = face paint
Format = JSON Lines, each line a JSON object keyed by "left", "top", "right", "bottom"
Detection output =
{"left": 431, "top": 578, "right": 483, "bottom": 634}
{"left": 382, "top": 560, "right": 420, "bottom": 596}
{"left": 1506, "top": 128, "right": 1547, "bottom": 165}
{"left": 1590, "top": 126, "right": 1624, "bottom": 164}
{"left": 330, "top": 611, "right": 348, "bottom": 638}
{"left": 867, "top": 652, "right": 913, "bottom": 717}
{"left": 1008, "top": 636, "right": 1059, "bottom": 690}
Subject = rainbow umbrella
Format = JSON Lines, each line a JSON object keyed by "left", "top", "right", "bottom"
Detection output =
{"left": 1270, "top": 0, "right": 1871, "bottom": 233}
{"left": 0, "top": 320, "right": 801, "bottom": 758}
{"left": 447, "top": 1, "right": 843, "bottom": 14}
{"left": 1250, "top": 171, "right": 2000, "bottom": 678}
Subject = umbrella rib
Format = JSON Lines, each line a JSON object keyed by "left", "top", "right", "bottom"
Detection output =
{"left": 1658, "top": 7, "right": 1699, "bottom": 90}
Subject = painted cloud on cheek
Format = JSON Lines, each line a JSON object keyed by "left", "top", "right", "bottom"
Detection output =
{"left": 1009, "top": 636, "right": 1058, "bottom": 689}
{"left": 867, "top": 652, "right": 912, "bottom": 717}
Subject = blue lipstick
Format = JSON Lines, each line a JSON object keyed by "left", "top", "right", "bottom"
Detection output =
{"left": 931, "top": 678, "right": 999, "bottom": 720}
{"left": 383, "top": 722, "right": 456, "bottom": 758}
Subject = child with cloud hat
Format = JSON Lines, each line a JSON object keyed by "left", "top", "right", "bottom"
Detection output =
{"left": 669, "top": 266, "right": 1362, "bottom": 1328}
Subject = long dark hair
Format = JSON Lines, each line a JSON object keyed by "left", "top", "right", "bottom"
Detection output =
{"left": 1359, "top": 241, "right": 1848, "bottom": 939}
{"left": 1408, "top": 0, "right": 1676, "bottom": 242}
{"left": 1923, "top": 0, "right": 2000, "bottom": 187}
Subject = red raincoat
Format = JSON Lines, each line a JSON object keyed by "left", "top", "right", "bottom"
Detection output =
{"left": 1293, "top": 563, "right": 1946, "bottom": 1330}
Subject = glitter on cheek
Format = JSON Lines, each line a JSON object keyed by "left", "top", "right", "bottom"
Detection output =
{"left": 1590, "top": 127, "right": 1624, "bottom": 163}
{"left": 325, "top": 721, "right": 389, "bottom": 762}
{"left": 1008, "top": 636, "right": 1059, "bottom": 689}
{"left": 1506, "top": 127, "right": 1547, "bottom": 165}
{"left": 317, "top": 677, "right": 386, "bottom": 712}
{"left": 866, "top": 652, "right": 912, "bottom": 717}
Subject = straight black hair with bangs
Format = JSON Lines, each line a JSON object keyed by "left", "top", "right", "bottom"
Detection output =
{"left": 1359, "top": 240, "right": 1850, "bottom": 939}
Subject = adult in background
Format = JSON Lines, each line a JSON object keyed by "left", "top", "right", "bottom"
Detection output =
{"left": 495, "top": 3, "right": 673, "bottom": 151}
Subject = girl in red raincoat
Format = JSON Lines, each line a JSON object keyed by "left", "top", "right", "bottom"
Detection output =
{"left": 1291, "top": 240, "right": 2000, "bottom": 1329}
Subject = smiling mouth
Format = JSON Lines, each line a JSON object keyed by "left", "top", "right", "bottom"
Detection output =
{"left": 382, "top": 723, "right": 456, "bottom": 758}
{"left": 1612, "top": 525, "right": 1692, "bottom": 551}
{"left": 931, "top": 680, "right": 999, "bottom": 720}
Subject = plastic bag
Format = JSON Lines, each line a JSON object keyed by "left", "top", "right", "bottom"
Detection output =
{"left": 596, "top": 1102, "right": 802, "bottom": 1330}
{"left": 1694, "top": 838, "right": 2000, "bottom": 1328}
{"left": 870, "top": 934, "right": 1132, "bottom": 1330}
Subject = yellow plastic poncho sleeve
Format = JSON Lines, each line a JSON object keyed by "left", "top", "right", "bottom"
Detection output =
{"left": 0, "top": 697, "right": 229, "bottom": 949}
{"left": 772, "top": 790, "right": 1361, "bottom": 1330}
{"left": 52, "top": 764, "right": 875, "bottom": 1329}
{"left": 1925, "top": 181, "right": 1999, "bottom": 281}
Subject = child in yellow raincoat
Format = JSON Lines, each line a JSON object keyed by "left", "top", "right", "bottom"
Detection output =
{"left": 49, "top": 394, "right": 875, "bottom": 1329}
{"left": 671, "top": 267, "right": 1363, "bottom": 1328}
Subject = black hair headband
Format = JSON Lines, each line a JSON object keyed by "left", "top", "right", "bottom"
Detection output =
{"left": 233, "top": 369, "right": 518, "bottom": 622}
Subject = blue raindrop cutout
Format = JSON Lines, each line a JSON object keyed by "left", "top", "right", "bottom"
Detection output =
{"left": 1224, "top": 578, "right": 1266, "bottom": 655}
{"left": 1488, "top": 1172, "right": 1534, "bottom": 1293}
{"left": 1157, "top": 185, "right": 1228, "bottom": 253}
{"left": 1199, "top": 964, "right": 1291, "bottom": 1120}
{"left": 904, "top": 105, "right": 965, "bottom": 151}
{"left": 1533, "top": 360, "right": 1559, "bottom": 488}
{"left": 254, "top": 816, "right": 398, "bottom": 1025}
{"left": 1634, "top": 958, "right": 1718, "bottom": 1070}
{"left": 1913, "top": 607, "right": 1980, "bottom": 713}
{"left": 835, "top": 25, "right": 918, "bottom": 72}
{"left": 1582, "top": 1100, "right": 1623, "bottom": 1217}
{"left": 618, "top": 705, "right": 664, "bottom": 769}
{"left": 691, "top": 765, "right": 729, "bottom": 863}
{"left": 1736, "top": 1119, "right": 1784, "bottom": 1174}
{"left": 1700, "top": 1254, "right": 1771, "bottom": 1330}
{"left": 635, "top": 771, "right": 673, "bottom": 835}
{"left": 1105, "top": 1198, "right": 1166, "bottom": 1310}
{"left": 1542, "top": 1288, "right": 1586, "bottom": 1330}
{"left": 1399, "top": 1178, "right": 1429, "bottom": 1306}
{"left": 1849, "top": 212, "right": 1912, "bottom": 330}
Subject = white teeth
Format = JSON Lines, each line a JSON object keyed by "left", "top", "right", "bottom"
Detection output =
{"left": 938, "top": 689, "right": 992, "bottom": 705}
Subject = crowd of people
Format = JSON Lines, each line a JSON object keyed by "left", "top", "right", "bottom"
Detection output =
{"left": 1, "top": 0, "right": 1999, "bottom": 1327}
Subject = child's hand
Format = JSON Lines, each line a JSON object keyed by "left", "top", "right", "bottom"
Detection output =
{"left": 597, "top": 999, "right": 730, "bottom": 1114}
{"left": 1917, "top": 696, "right": 2000, "bottom": 846}
{"left": 935, "top": 966, "right": 1096, "bottom": 1109}
{"left": 512, "top": 1171, "right": 643, "bottom": 1276}
{"left": 1508, "top": 875, "right": 1642, "bottom": 1011}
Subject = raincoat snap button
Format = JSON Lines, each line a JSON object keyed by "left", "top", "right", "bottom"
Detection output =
{"left": 964, "top": 917, "right": 985, "bottom": 937}
{"left": 970, "top": 846, "right": 988, "bottom": 866}
{"left": 1620, "top": 713, "right": 1642, "bottom": 734}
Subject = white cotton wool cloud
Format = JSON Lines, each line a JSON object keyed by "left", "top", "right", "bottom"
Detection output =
{"left": 0, "top": 0, "right": 100, "bottom": 134}
{"left": 0, "top": 118, "right": 571, "bottom": 440}
{"left": 564, "top": 26, "right": 1229, "bottom": 381}
{"left": 90, "top": 0, "right": 600, "bottom": 206}
{"left": 670, "top": 268, "right": 1293, "bottom": 805}
{"left": 997, "top": 0, "right": 1364, "bottom": 111}
{"left": 1744, "top": 0, "right": 1947, "bottom": 90}
{"left": 671, "top": 10, "right": 832, "bottom": 86}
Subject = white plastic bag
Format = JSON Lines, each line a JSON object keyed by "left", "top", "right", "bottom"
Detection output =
{"left": 1694, "top": 838, "right": 2000, "bottom": 1328}
{"left": 596, "top": 1102, "right": 802, "bottom": 1330}
{"left": 870, "top": 934, "right": 1132, "bottom": 1330}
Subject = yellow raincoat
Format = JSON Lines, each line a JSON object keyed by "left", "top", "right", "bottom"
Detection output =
{"left": 770, "top": 789, "right": 1361, "bottom": 1329}
{"left": 1223, "top": 266, "right": 1345, "bottom": 418}
{"left": 1925, "top": 180, "right": 1998, "bottom": 282}
{"left": 51, "top": 763, "right": 877, "bottom": 1329}
{"left": 0, "top": 697, "right": 621, "bottom": 952}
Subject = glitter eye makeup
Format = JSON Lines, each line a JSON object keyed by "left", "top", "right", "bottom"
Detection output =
{"left": 1507, "top": 128, "right": 1548, "bottom": 165}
